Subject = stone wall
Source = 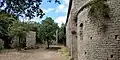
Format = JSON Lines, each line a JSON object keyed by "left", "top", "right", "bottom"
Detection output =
{"left": 77, "top": 8, "right": 89, "bottom": 60}
{"left": 66, "top": 0, "right": 120, "bottom": 60}
{"left": 66, "top": 0, "right": 89, "bottom": 60}
{"left": 10, "top": 36, "right": 19, "bottom": 48}
{"left": 26, "top": 31, "right": 36, "bottom": 48}
{"left": 0, "top": 39, "right": 4, "bottom": 50}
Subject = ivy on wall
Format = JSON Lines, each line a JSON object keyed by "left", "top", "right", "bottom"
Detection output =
{"left": 76, "top": 0, "right": 110, "bottom": 20}
{"left": 88, "top": 0, "right": 110, "bottom": 19}
{"left": 74, "top": 0, "right": 110, "bottom": 33}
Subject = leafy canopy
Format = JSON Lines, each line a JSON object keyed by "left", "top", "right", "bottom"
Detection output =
{"left": 0, "top": 11, "right": 16, "bottom": 38}
{"left": 37, "top": 17, "right": 59, "bottom": 43}
{"left": 8, "top": 21, "right": 30, "bottom": 37}
{"left": 0, "top": 0, "right": 60, "bottom": 19}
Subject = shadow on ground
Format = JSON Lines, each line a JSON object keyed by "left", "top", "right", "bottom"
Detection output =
{"left": 46, "top": 46, "right": 62, "bottom": 51}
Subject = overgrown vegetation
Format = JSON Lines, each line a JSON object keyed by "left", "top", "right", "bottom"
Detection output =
{"left": 88, "top": 0, "right": 110, "bottom": 20}
{"left": 8, "top": 21, "right": 30, "bottom": 50}
{"left": 76, "top": 0, "right": 110, "bottom": 20}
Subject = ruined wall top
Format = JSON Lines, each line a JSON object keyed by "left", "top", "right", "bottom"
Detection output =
{"left": 66, "top": 0, "right": 90, "bottom": 25}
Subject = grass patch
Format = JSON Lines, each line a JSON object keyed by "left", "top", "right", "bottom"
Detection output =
{"left": 59, "top": 47, "right": 71, "bottom": 60}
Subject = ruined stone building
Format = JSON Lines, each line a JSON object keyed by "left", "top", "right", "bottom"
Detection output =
{"left": 66, "top": 0, "right": 120, "bottom": 60}
{"left": 10, "top": 31, "right": 36, "bottom": 49}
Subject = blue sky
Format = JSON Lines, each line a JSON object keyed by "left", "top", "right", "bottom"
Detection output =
{"left": 30, "top": 0, "right": 69, "bottom": 27}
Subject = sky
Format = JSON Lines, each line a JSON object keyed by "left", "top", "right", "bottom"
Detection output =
{"left": 30, "top": 0, "right": 69, "bottom": 27}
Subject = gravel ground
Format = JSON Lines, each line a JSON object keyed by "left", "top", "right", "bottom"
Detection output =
{"left": 0, "top": 46, "right": 67, "bottom": 60}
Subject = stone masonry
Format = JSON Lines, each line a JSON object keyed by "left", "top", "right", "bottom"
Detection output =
{"left": 10, "top": 36, "right": 19, "bottom": 48}
{"left": 66, "top": 0, "right": 120, "bottom": 60}
{"left": 26, "top": 31, "right": 36, "bottom": 48}
{"left": 0, "top": 39, "right": 4, "bottom": 50}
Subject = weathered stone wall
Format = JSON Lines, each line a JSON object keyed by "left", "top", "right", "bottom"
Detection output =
{"left": 10, "top": 31, "right": 36, "bottom": 49}
{"left": 66, "top": 21, "right": 69, "bottom": 48}
{"left": 0, "top": 39, "right": 4, "bottom": 50}
{"left": 10, "top": 36, "right": 19, "bottom": 48}
{"left": 66, "top": 12, "right": 72, "bottom": 56}
{"left": 26, "top": 31, "right": 36, "bottom": 48}
{"left": 77, "top": 8, "right": 89, "bottom": 60}
{"left": 66, "top": 0, "right": 120, "bottom": 60}
{"left": 77, "top": 0, "right": 120, "bottom": 60}
{"left": 66, "top": 0, "right": 90, "bottom": 60}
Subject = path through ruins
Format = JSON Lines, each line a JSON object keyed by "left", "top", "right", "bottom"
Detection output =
{"left": 0, "top": 45, "right": 67, "bottom": 60}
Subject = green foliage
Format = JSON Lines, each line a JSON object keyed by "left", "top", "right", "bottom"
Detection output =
{"left": 8, "top": 20, "right": 40, "bottom": 37}
{"left": 0, "top": 0, "right": 60, "bottom": 19}
{"left": 37, "top": 17, "right": 59, "bottom": 48}
{"left": 0, "top": 11, "right": 16, "bottom": 38}
{"left": 8, "top": 21, "right": 29, "bottom": 37}
{"left": 27, "top": 22, "right": 40, "bottom": 32}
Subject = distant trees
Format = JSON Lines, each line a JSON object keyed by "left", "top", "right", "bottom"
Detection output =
{"left": 37, "top": 17, "right": 66, "bottom": 48}
{"left": 0, "top": 10, "right": 66, "bottom": 49}
{"left": 37, "top": 17, "right": 59, "bottom": 48}
{"left": 58, "top": 23, "right": 66, "bottom": 45}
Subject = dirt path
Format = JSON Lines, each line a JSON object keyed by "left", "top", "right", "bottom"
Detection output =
{"left": 0, "top": 46, "right": 67, "bottom": 60}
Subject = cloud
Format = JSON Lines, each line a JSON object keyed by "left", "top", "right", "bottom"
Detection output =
{"left": 55, "top": 16, "right": 66, "bottom": 27}
{"left": 63, "top": 0, "right": 69, "bottom": 5}
{"left": 55, "top": 0, "right": 69, "bottom": 13}
{"left": 55, "top": 4, "right": 67, "bottom": 13}
{"left": 43, "top": 8, "right": 55, "bottom": 13}
{"left": 54, "top": 0, "right": 69, "bottom": 27}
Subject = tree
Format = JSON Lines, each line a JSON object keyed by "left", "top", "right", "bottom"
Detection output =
{"left": 0, "top": 11, "right": 16, "bottom": 48}
{"left": 0, "top": 11, "right": 16, "bottom": 37}
{"left": 58, "top": 23, "right": 66, "bottom": 45}
{"left": 0, "top": 0, "right": 60, "bottom": 19}
{"left": 26, "top": 22, "right": 40, "bottom": 32}
{"left": 37, "top": 17, "right": 59, "bottom": 48}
